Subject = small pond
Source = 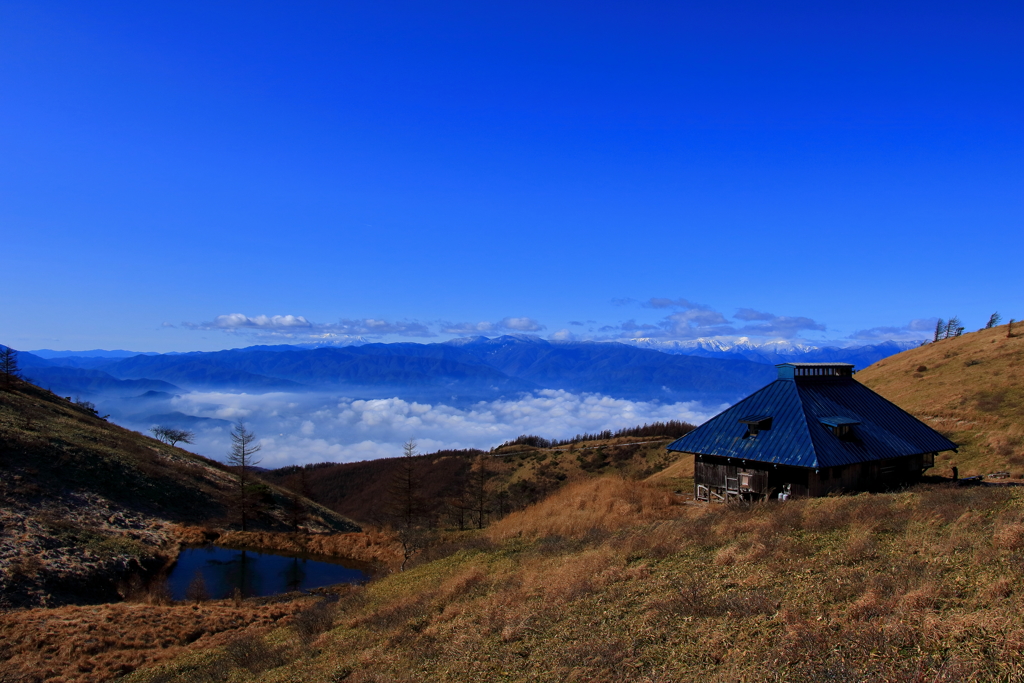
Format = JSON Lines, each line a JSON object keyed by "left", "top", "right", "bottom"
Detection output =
{"left": 167, "top": 545, "right": 369, "bottom": 601}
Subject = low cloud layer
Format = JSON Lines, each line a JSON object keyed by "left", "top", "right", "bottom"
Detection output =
{"left": 182, "top": 313, "right": 548, "bottom": 342}
{"left": 175, "top": 302, "right": 923, "bottom": 347}
{"left": 132, "top": 390, "right": 721, "bottom": 468}
{"left": 850, "top": 318, "right": 937, "bottom": 341}
{"left": 182, "top": 313, "right": 434, "bottom": 342}
{"left": 186, "top": 314, "right": 314, "bottom": 330}
{"left": 440, "top": 317, "right": 545, "bottom": 335}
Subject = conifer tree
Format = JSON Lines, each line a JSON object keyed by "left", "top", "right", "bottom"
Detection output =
{"left": 933, "top": 319, "right": 944, "bottom": 342}
{"left": 946, "top": 316, "right": 962, "bottom": 339}
{"left": 0, "top": 345, "right": 21, "bottom": 386}
{"left": 986, "top": 312, "right": 1002, "bottom": 329}
{"left": 227, "top": 420, "right": 262, "bottom": 531}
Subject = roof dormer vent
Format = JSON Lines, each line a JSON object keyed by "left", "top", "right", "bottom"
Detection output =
{"left": 819, "top": 416, "right": 860, "bottom": 440}
{"left": 739, "top": 414, "right": 773, "bottom": 438}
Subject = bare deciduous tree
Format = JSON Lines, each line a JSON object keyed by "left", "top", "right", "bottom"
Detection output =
{"left": 150, "top": 426, "right": 196, "bottom": 447}
{"left": 185, "top": 570, "right": 209, "bottom": 604}
{"left": 395, "top": 525, "right": 431, "bottom": 572}
{"left": 285, "top": 467, "right": 310, "bottom": 533}
{"left": 227, "top": 419, "right": 263, "bottom": 531}
{"left": 469, "top": 454, "right": 491, "bottom": 529}
{"left": 384, "top": 439, "right": 434, "bottom": 571}
{"left": 73, "top": 396, "right": 103, "bottom": 417}
{"left": 387, "top": 439, "right": 426, "bottom": 530}
{"left": 444, "top": 470, "right": 471, "bottom": 531}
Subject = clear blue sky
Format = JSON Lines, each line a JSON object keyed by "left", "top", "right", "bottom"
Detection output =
{"left": 2, "top": 1, "right": 1021, "bottom": 352}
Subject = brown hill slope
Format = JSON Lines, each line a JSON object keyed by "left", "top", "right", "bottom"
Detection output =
{"left": 127, "top": 476, "right": 1024, "bottom": 682}
{"left": 0, "top": 380, "right": 358, "bottom": 608}
{"left": 263, "top": 436, "right": 682, "bottom": 527}
{"left": 855, "top": 323, "right": 1024, "bottom": 477}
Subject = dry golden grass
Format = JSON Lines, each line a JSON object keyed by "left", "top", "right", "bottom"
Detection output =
{"left": 173, "top": 526, "right": 404, "bottom": 568}
{"left": 643, "top": 455, "right": 694, "bottom": 495}
{"left": 11, "top": 335, "right": 1024, "bottom": 681}
{"left": 485, "top": 477, "right": 690, "bottom": 542}
{"left": 856, "top": 323, "right": 1024, "bottom": 477}
{"left": 0, "top": 597, "right": 315, "bottom": 682}
{"left": 126, "top": 475, "right": 1024, "bottom": 682}
{"left": 484, "top": 436, "right": 682, "bottom": 511}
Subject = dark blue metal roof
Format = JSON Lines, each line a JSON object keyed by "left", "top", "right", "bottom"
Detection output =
{"left": 666, "top": 369, "right": 957, "bottom": 469}
{"left": 819, "top": 416, "right": 861, "bottom": 427}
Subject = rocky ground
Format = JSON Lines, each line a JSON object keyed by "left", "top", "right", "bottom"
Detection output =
{"left": 1, "top": 380, "right": 360, "bottom": 609}
{"left": 0, "top": 481, "right": 176, "bottom": 609}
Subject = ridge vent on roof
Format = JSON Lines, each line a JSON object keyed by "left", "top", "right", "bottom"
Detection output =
{"left": 776, "top": 362, "right": 854, "bottom": 381}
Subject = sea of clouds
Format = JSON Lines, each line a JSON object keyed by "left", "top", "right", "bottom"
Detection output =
{"left": 140, "top": 390, "right": 724, "bottom": 468}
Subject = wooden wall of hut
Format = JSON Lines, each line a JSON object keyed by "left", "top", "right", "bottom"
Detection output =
{"left": 692, "top": 452, "right": 934, "bottom": 501}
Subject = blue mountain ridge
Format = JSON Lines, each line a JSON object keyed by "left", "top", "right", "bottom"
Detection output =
{"left": 27, "top": 349, "right": 161, "bottom": 359}
{"left": 18, "top": 353, "right": 182, "bottom": 397}
{"left": 19, "top": 336, "right": 915, "bottom": 404}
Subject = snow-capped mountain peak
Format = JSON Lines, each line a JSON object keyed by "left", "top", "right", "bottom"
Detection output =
{"left": 626, "top": 337, "right": 920, "bottom": 369}
{"left": 630, "top": 337, "right": 817, "bottom": 354}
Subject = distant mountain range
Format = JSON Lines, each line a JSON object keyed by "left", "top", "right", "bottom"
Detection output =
{"left": 21, "top": 335, "right": 917, "bottom": 405}
{"left": 627, "top": 337, "right": 920, "bottom": 367}
{"left": 22, "top": 338, "right": 770, "bottom": 403}
{"left": 27, "top": 348, "right": 163, "bottom": 359}
{"left": 18, "top": 357, "right": 182, "bottom": 397}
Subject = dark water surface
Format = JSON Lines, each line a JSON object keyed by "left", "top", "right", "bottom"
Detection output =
{"left": 167, "top": 545, "right": 368, "bottom": 600}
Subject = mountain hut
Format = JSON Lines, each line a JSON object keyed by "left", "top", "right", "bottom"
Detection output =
{"left": 666, "top": 363, "right": 957, "bottom": 501}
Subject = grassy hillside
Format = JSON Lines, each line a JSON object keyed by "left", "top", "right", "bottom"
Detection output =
{"left": 262, "top": 435, "right": 684, "bottom": 528}
{"left": 9, "top": 340, "right": 1024, "bottom": 682}
{"left": 110, "top": 331, "right": 1024, "bottom": 682}
{"left": 262, "top": 450, "right": 484, "bottom": 526}
{"left": 855, "top": 323, "right": 1024, "bottom": 477}
{"left": 122, "top": 476, "right": 1024, "bottom": 682}
{"left": 0, "top": 380, "right": 358, "bottom": 608}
